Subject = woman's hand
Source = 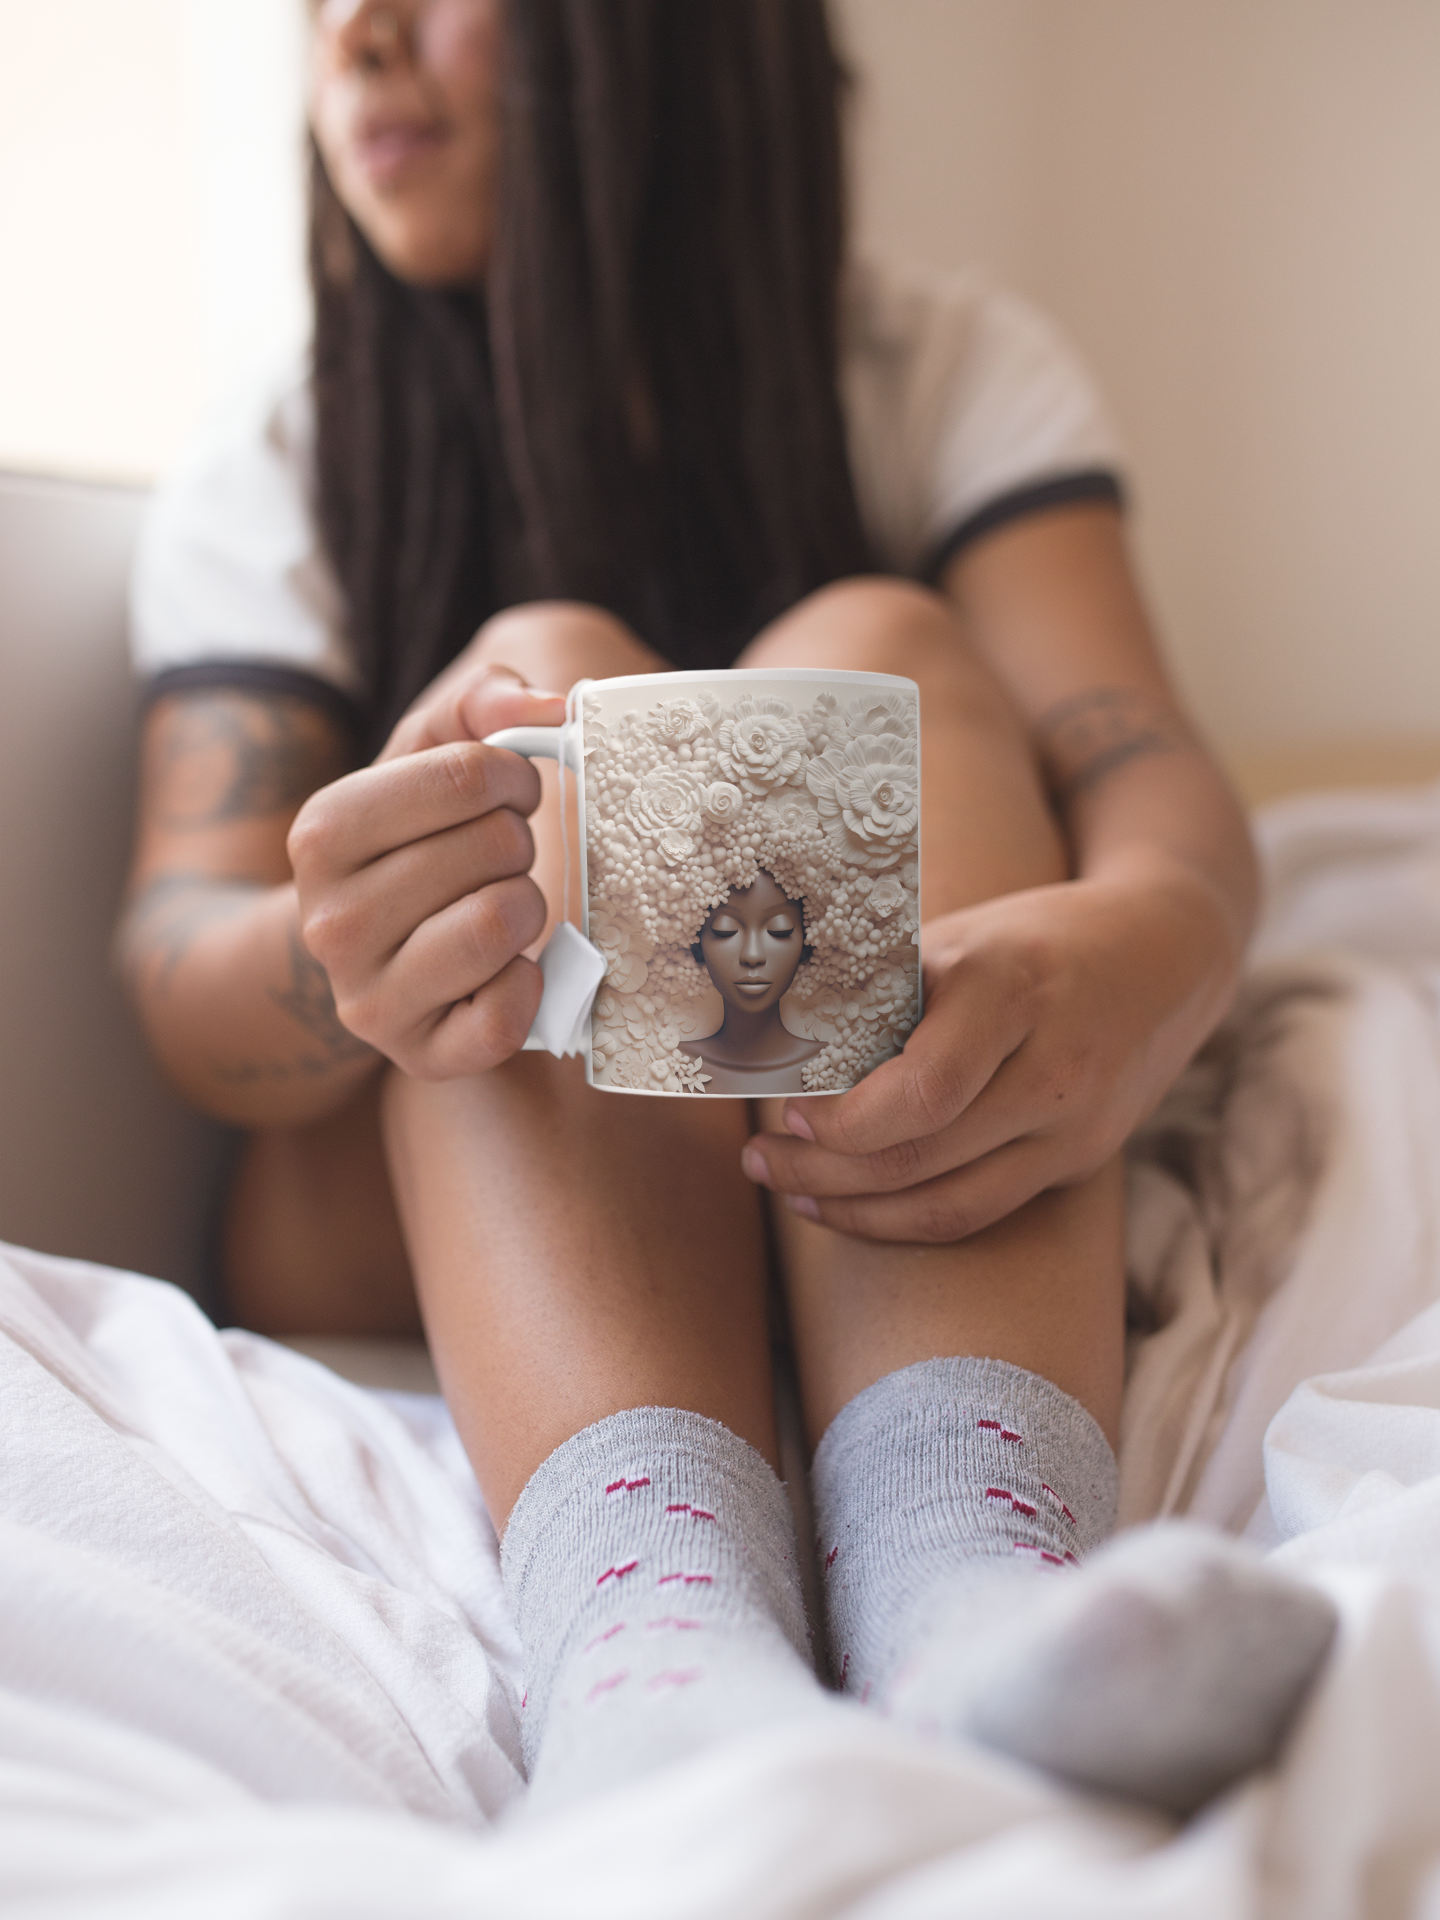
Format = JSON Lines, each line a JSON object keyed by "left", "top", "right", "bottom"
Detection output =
{"left": 743, "top": 863, "right": 1236, "bottom": 1241}
{"left": 289, "top": 667, "right": 566, "bottom": 1079}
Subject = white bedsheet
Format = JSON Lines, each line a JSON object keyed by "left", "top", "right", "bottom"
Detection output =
{"left": 7, "top": 782, "right": 1440, "bottom": 1917}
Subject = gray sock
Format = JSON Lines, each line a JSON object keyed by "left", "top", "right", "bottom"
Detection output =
{"left": 814, "top": 1358, "right": 1337, "bottom": 1818}
{"left": 812, "top": 1356, "right": 1118, "bottom": 1700}
{"left": 897, "top": 1520, "right": 1339, "bottom": 1818}
{"left": 501, "top": 1406, "right": 831, "bottom": 1812}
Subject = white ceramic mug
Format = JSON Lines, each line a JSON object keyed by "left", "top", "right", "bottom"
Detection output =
{"left": 486, "top": 667, "right": 921, "bottom": 1097}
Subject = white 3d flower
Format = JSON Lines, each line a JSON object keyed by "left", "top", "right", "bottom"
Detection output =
{"left": 715, "top": 696, "right": 808, "bottom": 795}
{"left": 867, "top": 872, "right": 907, "bottom": 919}
{"left": 649, "top": 698, "right": 711, "bottom": 745}
{"left": 806, "top": 737, "right": 920, "bottom": 870}
{"left": 625, "top": 768, "right": 704, "bottom": 837}
{"left": 700, "top": 780, "right": 745, "bottom": 825}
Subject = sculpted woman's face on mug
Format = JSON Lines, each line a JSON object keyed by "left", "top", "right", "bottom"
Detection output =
{"left": 695, "top": 872, "right": 807, "bottom": 1018}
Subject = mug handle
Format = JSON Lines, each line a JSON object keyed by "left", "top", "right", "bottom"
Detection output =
{"left": 482, "top": 725, "right": 583, "bottom": 771}
{"left": 483, "top": 722, "right": 604, "bottom": 1058}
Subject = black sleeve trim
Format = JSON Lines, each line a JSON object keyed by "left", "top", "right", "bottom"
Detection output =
{"left": 139, "top": 661, "right": 367, "bottom": 740}
{"left": 922, "top": 468, "right": 1126, "bottom": 582}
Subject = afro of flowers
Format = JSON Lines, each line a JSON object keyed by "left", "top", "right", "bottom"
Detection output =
{"left": 579, "top": 677, "right": 921, "bottom": 1095}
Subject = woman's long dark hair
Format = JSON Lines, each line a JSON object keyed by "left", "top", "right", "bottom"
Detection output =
{"left": 311, "top": 0, "right": 873, "bottom": 751}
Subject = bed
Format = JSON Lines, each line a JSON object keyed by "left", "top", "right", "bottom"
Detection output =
{"left": 5, "top": 470, "right": 1440, "bottom": 1916}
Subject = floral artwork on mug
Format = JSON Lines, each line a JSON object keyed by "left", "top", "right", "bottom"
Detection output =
{"left": 579, "top": 672, "right": 921, "bottom": 1096}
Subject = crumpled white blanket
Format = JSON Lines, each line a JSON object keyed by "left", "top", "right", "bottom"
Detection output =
{"left": 7, "top": 781, "right": 1440, "bottom": 1918}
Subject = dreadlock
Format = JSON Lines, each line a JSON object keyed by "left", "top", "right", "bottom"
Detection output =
{"left": 310, "top": 0, "right": 872, "bottom": 753}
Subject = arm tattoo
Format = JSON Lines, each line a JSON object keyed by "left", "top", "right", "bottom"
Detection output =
{"left": 153, "top": 692, "right": 350, "bottom": 827}
{"left": 214, "top": 927, "right": 374, "bottom": 1085}
{"left": 1035, "top": 686, "right": 1192, "bottom": 807}
{"left": 118, "top": 870, "right": 263, "bottom": 991}
{"left": 122, "top": 871, "right": 375, "bottom": 1084}
{"left": 265, "top": 926, "right": 373, "bottom": 1066}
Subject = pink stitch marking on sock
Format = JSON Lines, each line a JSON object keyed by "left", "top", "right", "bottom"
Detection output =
{"left": 839, "top": 1652, "right": 850, "bottom": 1686}
{"left": 647, "top": 1617, "right": 704, "bottom": 1631}
{"left": 1064, "top": 1551, "right": 1078, "bottom": 1566}
{"left": 977, "top": 1419, "right": 1003, "bottom": 1432}
{"left": 583, "top": 1622, "right": 627, "bottom": 1653}
{"left": 1000, "top": 1428, "right": 1022, "bottom": 1443}
{"left": 596, "top": 1559, "right": 640, "bottom": 1587}
{"left": 1040, "top": 1551, "right": 1064, "bottom": 1566}
{"left": 985, "top": 1486, "right": 1013, "bottom": 1503}
{"left": 657, "top": 1571, "right": 713, "bottom": 1587}
{"left": 585, "top": 1670, "right": 629, "bottom": 1704}
{"left": 1011, "top": 1499, "right": 1037, "bottom": 1519}
{"left": 521, "top": 1691, "right": 527, "bottom": 1710}
{"left": 688, "top": 1507, "right": 716, "bottom": 1522}
{"left": 1013, "top": 1540, "right": 1041, "bottom": 1556}
{"left": 665, "top": 1503, "right": 691, "bottom": 1515}
{"left": 646, "top": 1668, "right": 703, "bottom": 1691}
{"left": 825, "top": 1545, "right": 839, "bottom": 1571}
{"left": 606, "top": 1476, "right": 652, "bottom": 1495}
{"left": 1040, "top": 1484, "right": 1077, "bottom": 1525}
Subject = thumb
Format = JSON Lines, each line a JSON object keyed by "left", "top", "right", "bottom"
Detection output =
{"left": 457, "top": 671, "right": 567, "bottom": 745}
{"left": 378, "top": 665, "right": 566, "bottom": 761}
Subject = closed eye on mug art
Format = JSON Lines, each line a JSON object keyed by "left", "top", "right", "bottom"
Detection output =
{"left": 489, "top": 669, "right": 921, "bottom": 1098}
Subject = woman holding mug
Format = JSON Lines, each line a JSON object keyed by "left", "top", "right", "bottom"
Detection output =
{"left": 120, "top": 0, "right": 1331, "bottom": 1818}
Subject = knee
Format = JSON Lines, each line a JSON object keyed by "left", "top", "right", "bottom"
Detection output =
{"left": 741, "top": 575, "right": 966, "bottom": 681}
{"left": 470, "top": 600, "right": 665, "bottom": 691}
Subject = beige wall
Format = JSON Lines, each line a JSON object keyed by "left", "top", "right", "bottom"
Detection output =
{"left": 836, "top": 0, "right": 1440, "bottom": 751}
{"left": 0, "top": 0, "right": 198, "bottom": 481}
{"left": 4, "top": 2, "right": 1435, "bottom": 750}
{"left": 0, "top": 0, "right": 305, "bottom": 485}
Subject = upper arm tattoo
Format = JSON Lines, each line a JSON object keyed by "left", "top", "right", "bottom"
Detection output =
{"left": 1034, "top": 686, "right": 1193, "bottom": 807}
{"left": 150, "top": 691, "right": 352, "bottom": 828}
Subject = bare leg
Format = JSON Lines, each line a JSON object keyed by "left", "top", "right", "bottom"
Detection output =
{"left": 735, "top": 578, "right": 1126, "bottom": 1450}
{"left": 382, "top": 604, "right": 776, "bottom": 1529}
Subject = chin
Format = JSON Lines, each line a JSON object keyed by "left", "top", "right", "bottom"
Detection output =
{"left": 360, "top": 208, "right": 487, "bottom": 288}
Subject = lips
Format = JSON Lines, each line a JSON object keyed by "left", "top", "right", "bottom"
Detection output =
{"left": 350, "top": 116, "right": 447, "bottom": 187}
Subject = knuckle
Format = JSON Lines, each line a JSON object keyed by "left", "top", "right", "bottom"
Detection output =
{"left": 872, "top": 1134, "right": 924, "bottom": 1189}
{"left": 905, "top": 1054, "right": 956, "bottom": 1135}
{"left": 300, "top": 893, "right": 357, "bottom": 966}
{"left": 285, "top": 799, "right": 329, "bottom": 874}
{"left": 435, "top": 741, "right": 495, "bottom": 813}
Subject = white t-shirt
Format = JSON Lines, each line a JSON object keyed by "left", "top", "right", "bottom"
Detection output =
{"left": 130, "top": 261, "right": 1124, "bottom": 722}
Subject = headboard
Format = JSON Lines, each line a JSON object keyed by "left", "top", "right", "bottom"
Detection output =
{"left": 0, "top": 472, "right": 228, "bottom": 1298}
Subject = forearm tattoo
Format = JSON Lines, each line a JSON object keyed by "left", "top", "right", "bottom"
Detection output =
{"left": 215, "top": 918, "right": 375, "bottom": 1084}
{"left": 264, "top": 925, "right": 373, "bottom": 1065}
{"left": 118, "top": 869, "right": 261, "bottom": 991}
{"left": 120, "top": 876, "right": 373, "bottom": 1083}
{"left": 1035, "top": 686, "right": 1192, "bottom": 807}
{"left": 152, "top": 691, "right": 350, "bottom": 827}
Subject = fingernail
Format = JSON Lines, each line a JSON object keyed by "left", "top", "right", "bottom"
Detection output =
{"left": 785, "top": 1194, "right": 822, "bottom": 1223}
{"left": 526, "top": 687, "right": 564, "bottom": 700}
{"left": 783, "top": 1106, "right": 816, "bottom": 1142}
{"left": 741, "top": 1143, "right": 770, "bottom": 1186}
